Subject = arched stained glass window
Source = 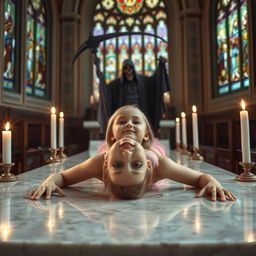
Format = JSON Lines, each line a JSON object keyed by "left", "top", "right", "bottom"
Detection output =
{"left": 3, "top": 0, "right": 16, "bottom": 90}
{"left": 215, "top": 0, "right": 249, "bottom": 96}
{"left": 92, "top": 0, "right": 169, "bottom": 94}
{"left": 26, "top": 0, "right": 49, "bottom": 98}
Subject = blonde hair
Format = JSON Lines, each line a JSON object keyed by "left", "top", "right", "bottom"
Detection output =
{"left": 105, "top": 105, "right": 154, "bottom": 149}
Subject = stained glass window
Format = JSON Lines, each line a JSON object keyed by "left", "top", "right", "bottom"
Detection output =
{"left": 3, "top": 0, "right": 16, "bottom": 90}
{"left": 26, "top": 0, "right": 48, "bottom": 98}
{"left": 92, "top": 0, "right": 168, "bottom": 94}
{"left": 215, "top": 0, "right": 249, "bottom": 96}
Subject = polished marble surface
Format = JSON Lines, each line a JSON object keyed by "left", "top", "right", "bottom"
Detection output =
{"left": 0, "top": 151, "right": 256, "bottom": 255}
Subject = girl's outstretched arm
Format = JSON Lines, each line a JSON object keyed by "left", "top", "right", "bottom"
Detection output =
{"left": 25, "top": 153, "right": 104, "bottom": 200}
{"left": 155, "top": 156, "right": 236, "bottom": 202}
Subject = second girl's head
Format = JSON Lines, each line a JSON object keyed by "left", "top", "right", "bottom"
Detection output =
{"left": 106, "top": 105, "right": 154, "bottom": 149}
{"left": 103, "top": 138, "right": 153, "bottom": 199}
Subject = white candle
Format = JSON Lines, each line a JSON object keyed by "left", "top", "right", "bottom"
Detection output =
{"left": 181, "top": 112, "right": 187, "bottom": 146}
{"left": 51, "top": 107, "right": 57, "bottom": 149}
{"left": 90, "top": 95, "right": 94, "bottom": 105}
{"left": 59, "top": 112, "right": 64, "bottom": 148}
{"left": 240, "top": 100, "right": 251, "bottom": 163}
{"left": 175, "top": 117, "right": 181, "bottom": 144}
{"left": 192, "top": 105, "right": 199, "bottom": 149}
{"left": 2, "top": 122, "right": 12, "bottom": 164}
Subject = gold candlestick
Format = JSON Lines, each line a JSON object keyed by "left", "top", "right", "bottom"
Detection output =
{"left": 58, "top": 147, "right": 67, "bottom": 159}
{"left": 0, "top": 163, "right": 17, "bottom": 182}
{"left": 236, "top": 162, "right": 256, "bottom": 182}
{"left": 174, "top": 143, "right": 182, "bottom": 152}
{"left": 46, "top": 148, "right": 60, "bottom": 163}
{"left": 181, "top": 145, "right": 190, "bottom": 155}
{"left": 190, "top": 147, "right": 204, "bottom": 161}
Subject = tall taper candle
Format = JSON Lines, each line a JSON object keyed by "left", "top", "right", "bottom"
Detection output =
{"left": 59, "top": 112, "right": 64, "bottom": 148}
{"left": 240, "top": 100, "right": 251, "bottom": 163}
{"left": 51, "top": 107, "right": 57, "bottom": 149}
{"left": 175, "top": 117, "right": 181, "bottom": 144}
{"left": 2, "top": 122, "right": 11, "bottom": 164}
{"left": 181, "top": 112, "right": 187, "bottom": 147}
{"left": 192, "top": 105, "right": 199, "bottom": 149}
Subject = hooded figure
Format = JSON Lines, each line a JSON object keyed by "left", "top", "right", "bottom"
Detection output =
{"left": 95, "top": 56, "right": 170, "bottom": 135}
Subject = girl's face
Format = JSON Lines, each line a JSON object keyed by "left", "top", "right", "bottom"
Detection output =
{"left": 106, "top": 138, "right": 151, "bottom": 186}
{"left": 111, "top": 108, "right": 149, "bottom": 144}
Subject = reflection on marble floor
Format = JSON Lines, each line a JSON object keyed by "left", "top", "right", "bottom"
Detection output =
{"left": 0, "top": 151, "right": 256, "bottom": 247}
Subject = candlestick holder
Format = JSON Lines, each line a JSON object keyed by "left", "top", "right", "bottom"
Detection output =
{"left": 190, "top": 147, "right": 204, "bottom": 161}
{"left": 180, "top": 145, "right": 190, "bottom": 155}
{"left": 236, "top": 162, "right": 256, "bottom": 182}
{"left": 46, "top": 148, "right": 60, "bottom": 163}
{"left": 174, "top": 143, "right": 182, "bottom": 152}
{"left": 0, "top": 163, "right": 17, "bottom": 182}
{"left": 58, "top": 147, "right": 67, "bottom": 159}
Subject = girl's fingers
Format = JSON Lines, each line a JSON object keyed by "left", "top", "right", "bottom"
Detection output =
{"left": 45, "top": 187, "right": 53, "bottom": 200}
{"left": 217, "top": 187, "right": 226, "bottom": 202}
{"left": 224, "top": 189, "right": 236, "bottom": 201}
{"left": 210, "top": 187, "right": 217, "bottom": 201}
{"left": 35, "top": 185, "right": 47, "bottom": 200}
{"left": 196, "top": 187, "right": 206, "bottom": 198}
{"left": 55, "top": 186, "right": 65, "bottom": 197}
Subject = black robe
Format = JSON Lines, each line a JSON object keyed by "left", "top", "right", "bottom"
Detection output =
{"left": 96, "top": 58, "right": 170, "bottom": 135}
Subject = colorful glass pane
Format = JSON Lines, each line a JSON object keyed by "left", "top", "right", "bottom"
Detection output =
{"left": 157, "top": 20, "right": 168, "bottom": 61}
{"left": 105, "top": 26, "right": 117, "bottom": 83}
{"left": 146, "top": 0, "right": 159, "bottom": 8}
{"left": 26, "top": 4, "right": 34, "bottom": 94}
{"left": 116, "top": 0, "right": 144, "bottom": 15}
{"left": 106, "top": 16, "right": 117, "bottom": 25}
{"left": 118, "top": 27, "right": 129, "bottom": 76}
{"left": 131, "top": 26, "right": 142, "bottom": 73}
{"left": 144, "top": 24, "right": 156, "bottom": 76}
{"left": 241, "top": 0, "right": 249, "bottom": 87}
{"left": 102, "top": 0, "right": 114, "bottom": 10}
{"left": 26, "top": 0, "right": 47, "bottom": 97}
{"left": 228, "top": 1, "right": 240, "bottom": 89}
{"left": 94, "top": 13, "right": 104, "bottom": 22}
{"left": 217, "top": 10, "right": 229, "bottom": 89}
{"left": 35, "top": 10, "right": 46, "bottom": 97}
{"left": 216, "top": 0, "right": 249, "bottom": 95}
{"left": 32, "top": 0, "right": 41, "bottom": 10}
{"left": 3, "top": 0, "right": 16, "bottom": 90}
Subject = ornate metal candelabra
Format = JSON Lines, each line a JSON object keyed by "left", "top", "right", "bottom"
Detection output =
{"left": 0, "top": 163, "right": 17, "bottom": 182}
{"left": 46, "top": 148, "right": 60, "bottom": 163}
{"left": 190, "top": 147, "right": 204, "bottom": 161}
{"left": 236, "top": 162, "right": 256, "bottom": 182}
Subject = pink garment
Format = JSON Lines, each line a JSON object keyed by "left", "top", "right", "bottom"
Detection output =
{"left": 151, "top": 138, "right": 167, "bottom": 157}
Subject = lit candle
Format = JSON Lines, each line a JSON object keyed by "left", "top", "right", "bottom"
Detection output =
{"left": 192, "top": 105, "right": 199, "bottom": 149}
{"left": 240, "top": 100, "right": 251, "bottom": 163}
{"left": 2, "top": 122, "right": 12, "bottom": 164}
{"left": 181, "top": 112, "right": 187, "bottom": 147}
{"left": 59, "top": 112, "right": 64, "bottom": 148}
{"left": 51, "top": 107, "right": 57, "bottom": 149}
{"left": 175, "top": 117, "right": 181, "bottom": 144}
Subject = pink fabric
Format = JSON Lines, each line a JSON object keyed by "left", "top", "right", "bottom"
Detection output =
{"left": 151, "top": 138, "right": 167, "bottom": 156}
{"left": 145, "top": 150, "right": 159, "bottom": 168}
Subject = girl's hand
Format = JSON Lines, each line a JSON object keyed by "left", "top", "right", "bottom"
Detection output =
{"left": 25, "top": 182, "right": 65, "bottom": 200}
{"left": 196, "top": 180, "right": 236, "bottom": 202}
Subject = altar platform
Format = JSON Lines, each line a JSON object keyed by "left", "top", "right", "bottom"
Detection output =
{"left": 0, "top": 151, "right": 256, "bottom": 256}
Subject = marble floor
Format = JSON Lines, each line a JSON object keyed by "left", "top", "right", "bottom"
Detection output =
{"left": 0, "top": 146, "right": 256, "bottom": 256}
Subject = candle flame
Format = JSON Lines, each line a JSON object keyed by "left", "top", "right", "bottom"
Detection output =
{"left": 192, "top": 105, "right": 197, "bottom": 113}
{"left": 5, "top": 122, "right": 10, "bottom": 131}
{"left": 241, "top": 99, "right": 246, "bottom": 111}
{"left": 181, "top": 112, "right": 186, "bottom": 118}
{"left": 175, "top": 117, "right": 180, "bottom": 123}
{"left": 59, "top": 112, "right": 64, "bottom": 118}
{"left": 51, "top": 106, "right": 56, "bottom": 114}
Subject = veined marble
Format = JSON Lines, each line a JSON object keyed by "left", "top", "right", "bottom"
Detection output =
{"left": 0, "top": 151, "right": 256, "bottom": 256}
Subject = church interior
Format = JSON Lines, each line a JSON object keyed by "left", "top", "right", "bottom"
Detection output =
{"left": 1, "top": 0, "right": 256, "bottom": 255}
